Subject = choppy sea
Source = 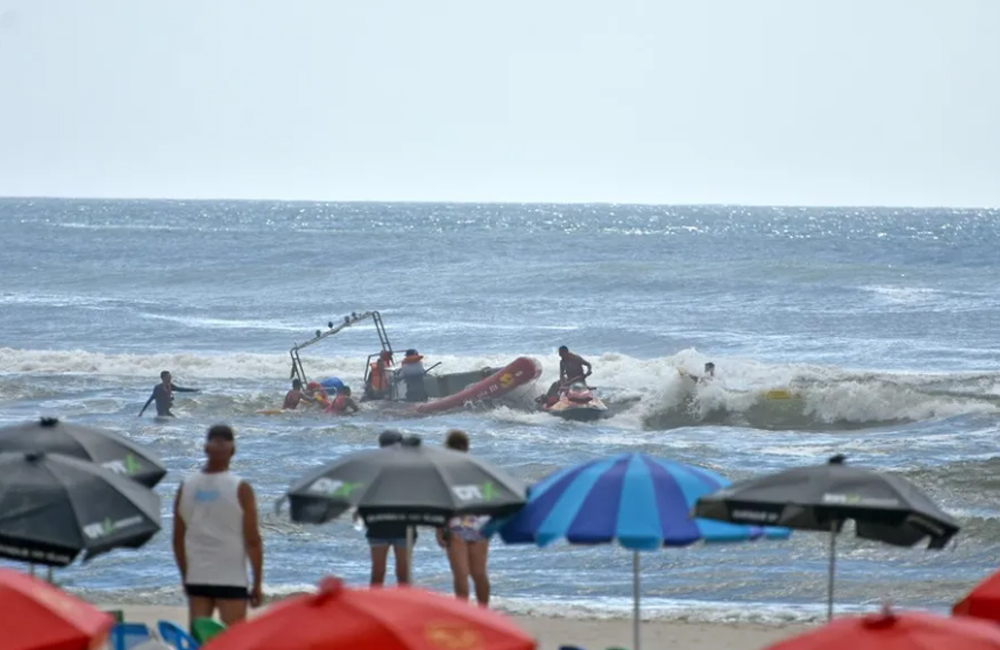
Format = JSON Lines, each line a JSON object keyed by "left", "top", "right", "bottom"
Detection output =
{"left": 1, "top": 198, "right": 998, "bottom": 624}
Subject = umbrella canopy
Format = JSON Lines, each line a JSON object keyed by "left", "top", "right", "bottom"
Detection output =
{"left": 954, "top": 569, "right": 1000, "bottom": 623}
{"left": 764, "top": 607, "right": 1000, "bottom": 650}
{"left": 0, "top": 417, "right": 167, "bottom": 488}
{"left": 285, "top": 435, "right": 526, "bottom": 527}
{"left": 203, "top": 576, "right": 536, "bottom": 650}
{"left": 495, "top": 452, "right": 789, "bottom": 548}
{"left": 694, "top": 454, "right": 959, "bottom": 620}
{"left": 0, "top": 567, "right": 115, "bottom": 650}
{"left": 490, "top": 453, "right": 790, "bottom": 650}
{"left": 0, "top": 451, "right": 162, "bottom": 567}
{"left": 694, "top": 454, "right": 958, "bottom": 547}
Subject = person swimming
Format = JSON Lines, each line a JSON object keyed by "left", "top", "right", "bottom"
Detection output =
{"left": 684, "top": 362, "right": 716, "bottom": 384}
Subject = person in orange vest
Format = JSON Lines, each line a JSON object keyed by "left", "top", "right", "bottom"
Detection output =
{"left": 364, "top": 350, "right": 393, "bottom": 400}
{"left": 399, "top": 349, "right": 429, "bottom": 402}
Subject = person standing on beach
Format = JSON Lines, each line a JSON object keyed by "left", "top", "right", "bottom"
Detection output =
{"left": 173, "top": 424, "right": 263, "bottom": 629}
{"left": 362, "top": 429, "right": 415, "bottom": 586}
{"left": 139, "top": 370, "right": 199, "bottom": 417}
{"left": 437, "top": 429, "right": 492, "bottom": 606}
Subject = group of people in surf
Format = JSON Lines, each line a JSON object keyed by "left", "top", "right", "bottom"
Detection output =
{"left": 282, "top": 379, "right": 360, "bottom": 415}
{"left": 136, "top": 349, "right": 718, "bottom": 419}
{"left": 277, "top": 348, "right": 428, "bottom": 416}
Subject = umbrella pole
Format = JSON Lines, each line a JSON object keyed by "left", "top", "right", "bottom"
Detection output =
{"left": 406, "top": 525, "right": 415, "bottom": 585}
{"left": 633, "top": 550, "right": 641, "bottom": 650}
{"left": 46, "top": 566, "right": 53, "bottom": 584}
{"left": 827, "top": 520, "right": 837, "bottom": 622}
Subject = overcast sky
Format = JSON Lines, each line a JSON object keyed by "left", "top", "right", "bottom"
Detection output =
{"left": 0, "top": 0, "right": 997, "bottom": 206}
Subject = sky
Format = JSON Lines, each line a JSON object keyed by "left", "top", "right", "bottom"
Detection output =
{"left": 0, "top": 0, "right": 998, "bottom": 207}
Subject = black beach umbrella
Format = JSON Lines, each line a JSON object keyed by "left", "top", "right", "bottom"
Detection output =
{"left": 693, "top": 454, "right": 959, "bottom": 621}
{"left": 0, "top": 451, "right": 162, "bottom": 567}
{"left": 285, "top": 435, "right": 526, "bottom": 526}
{"left": 0, "top": 417, "right": 167, "bottom": 488}
{"left": 283, "top": 435, "right": 526, "bottom": 582}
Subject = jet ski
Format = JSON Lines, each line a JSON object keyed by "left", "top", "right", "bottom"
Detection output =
{"left": 541, "top": 382, "right": 609, "bottom": 422}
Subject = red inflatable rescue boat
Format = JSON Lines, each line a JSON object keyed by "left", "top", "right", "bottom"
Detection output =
{"left": 414, "top": 357, "right": 542, "bottom": 414}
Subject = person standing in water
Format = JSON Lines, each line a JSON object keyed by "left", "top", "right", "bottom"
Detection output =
{"left": 282, "top": 379, "right": 308, "bottom": 410}
{"left": 326, "top": 386, "right": 360, "bottom": 414}
{"left": 139, "top": 370, "right": 199, "bottom": 417}
{"left": 173, "top": 424, "right": 263, "bottom": 630}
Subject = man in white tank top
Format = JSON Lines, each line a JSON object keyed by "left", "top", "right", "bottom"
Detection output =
{"left": 172, "top": 424, "right": 263, "bottom": 629}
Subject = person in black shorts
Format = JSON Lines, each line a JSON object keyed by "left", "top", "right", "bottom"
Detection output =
{"left": 364, "top": 429, "right": 416, "bottom": 585}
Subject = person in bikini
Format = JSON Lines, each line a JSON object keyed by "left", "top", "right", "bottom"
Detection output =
{"left": 437, "top": 430, "right": 491, "bottom": 606}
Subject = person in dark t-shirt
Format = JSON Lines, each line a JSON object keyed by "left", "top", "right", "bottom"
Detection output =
{"left": 139, "top": 370, "right": 199, "bottom": 417}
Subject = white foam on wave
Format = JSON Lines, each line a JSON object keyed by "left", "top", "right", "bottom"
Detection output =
{"left": 2, "top": 347, "right": 998, "bottom": 429}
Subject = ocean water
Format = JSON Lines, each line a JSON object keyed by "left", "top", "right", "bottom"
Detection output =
{"left": 1, "top": 198, "right": 999, "bottom": 624}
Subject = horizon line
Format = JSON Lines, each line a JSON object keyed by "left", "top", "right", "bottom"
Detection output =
{"left": 0, "top": 194, "right": 997, "bottom": 211}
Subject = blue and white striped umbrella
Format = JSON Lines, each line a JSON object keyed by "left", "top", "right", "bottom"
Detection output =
{"left": 496, "top": 452, "right": 789, "bottom": 548}
{"left": 490, "top": 453, "right": 789, "bottom": 650}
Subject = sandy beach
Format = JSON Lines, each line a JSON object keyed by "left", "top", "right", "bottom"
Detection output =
{"left": 107, "top": 602, "right": 808, "bottom": 650}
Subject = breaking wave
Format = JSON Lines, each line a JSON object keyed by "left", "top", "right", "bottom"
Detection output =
{"left": 2, "top": 347, "right": 998, "bottom": 432}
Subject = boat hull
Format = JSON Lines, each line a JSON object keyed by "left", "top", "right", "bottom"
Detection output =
{"left": 545, "top": 403, "right": 608, "bottom": 422}
{"left": 414, "top": 357, "right": 542, "bottom": 414}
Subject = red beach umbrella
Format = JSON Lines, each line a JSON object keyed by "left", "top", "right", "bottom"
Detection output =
{"left": 765, "top": 607, "right": 1000, "bottom": 650}
{"left": 204, "top": 576, "right": 535, "bottom": 650}
{"left": 0, "top": 568, "right": 114, "bottom": 650}
{"left": 954, "top": 569, "right": 1000, "bottom": 623}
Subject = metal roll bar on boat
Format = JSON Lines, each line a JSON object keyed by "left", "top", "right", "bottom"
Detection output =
{"left": 289, "top": 310, "right": 392, "bottom": 385}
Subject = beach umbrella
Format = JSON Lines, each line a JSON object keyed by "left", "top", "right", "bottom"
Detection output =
{"left": 203, "top": 575, "right": 536, "bottom": 650}
{"left": 0, "top": 568, "right": 115, "bottom": 650}
{"left": 694, "top": 454, "right": 959, "bottom": 621}
{"left": 0, "top": 567, "right": 115, "bottom": 650}
{"left": 488, "top": 452, "right": 790, "bottom": 650}
{"left": 953, "top": 569, "right": 1000, "bottom": 623}
{"left": 0, "top": 417, "right": 167, "bottom": 488}
{"left": 0, "top": 451, "right": 162, "bottom": 567}
{"left": 763, "top": 606, "right": 1000, "bottom": 650}
{"left": 282, "top": 435, "right": 526, "bottom": 581}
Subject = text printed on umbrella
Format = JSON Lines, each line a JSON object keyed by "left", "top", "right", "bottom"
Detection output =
{"left": 83, "top": 516, "right": 144, "bottom": 540}
{"left": 452, "top": 482, "right": 496, "bottom": 502}
{"left": 100, "top": 453, "right": 141, "bottom": 476}
{"left": 307, "top": 478, "right": 363, "bottom": 497}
